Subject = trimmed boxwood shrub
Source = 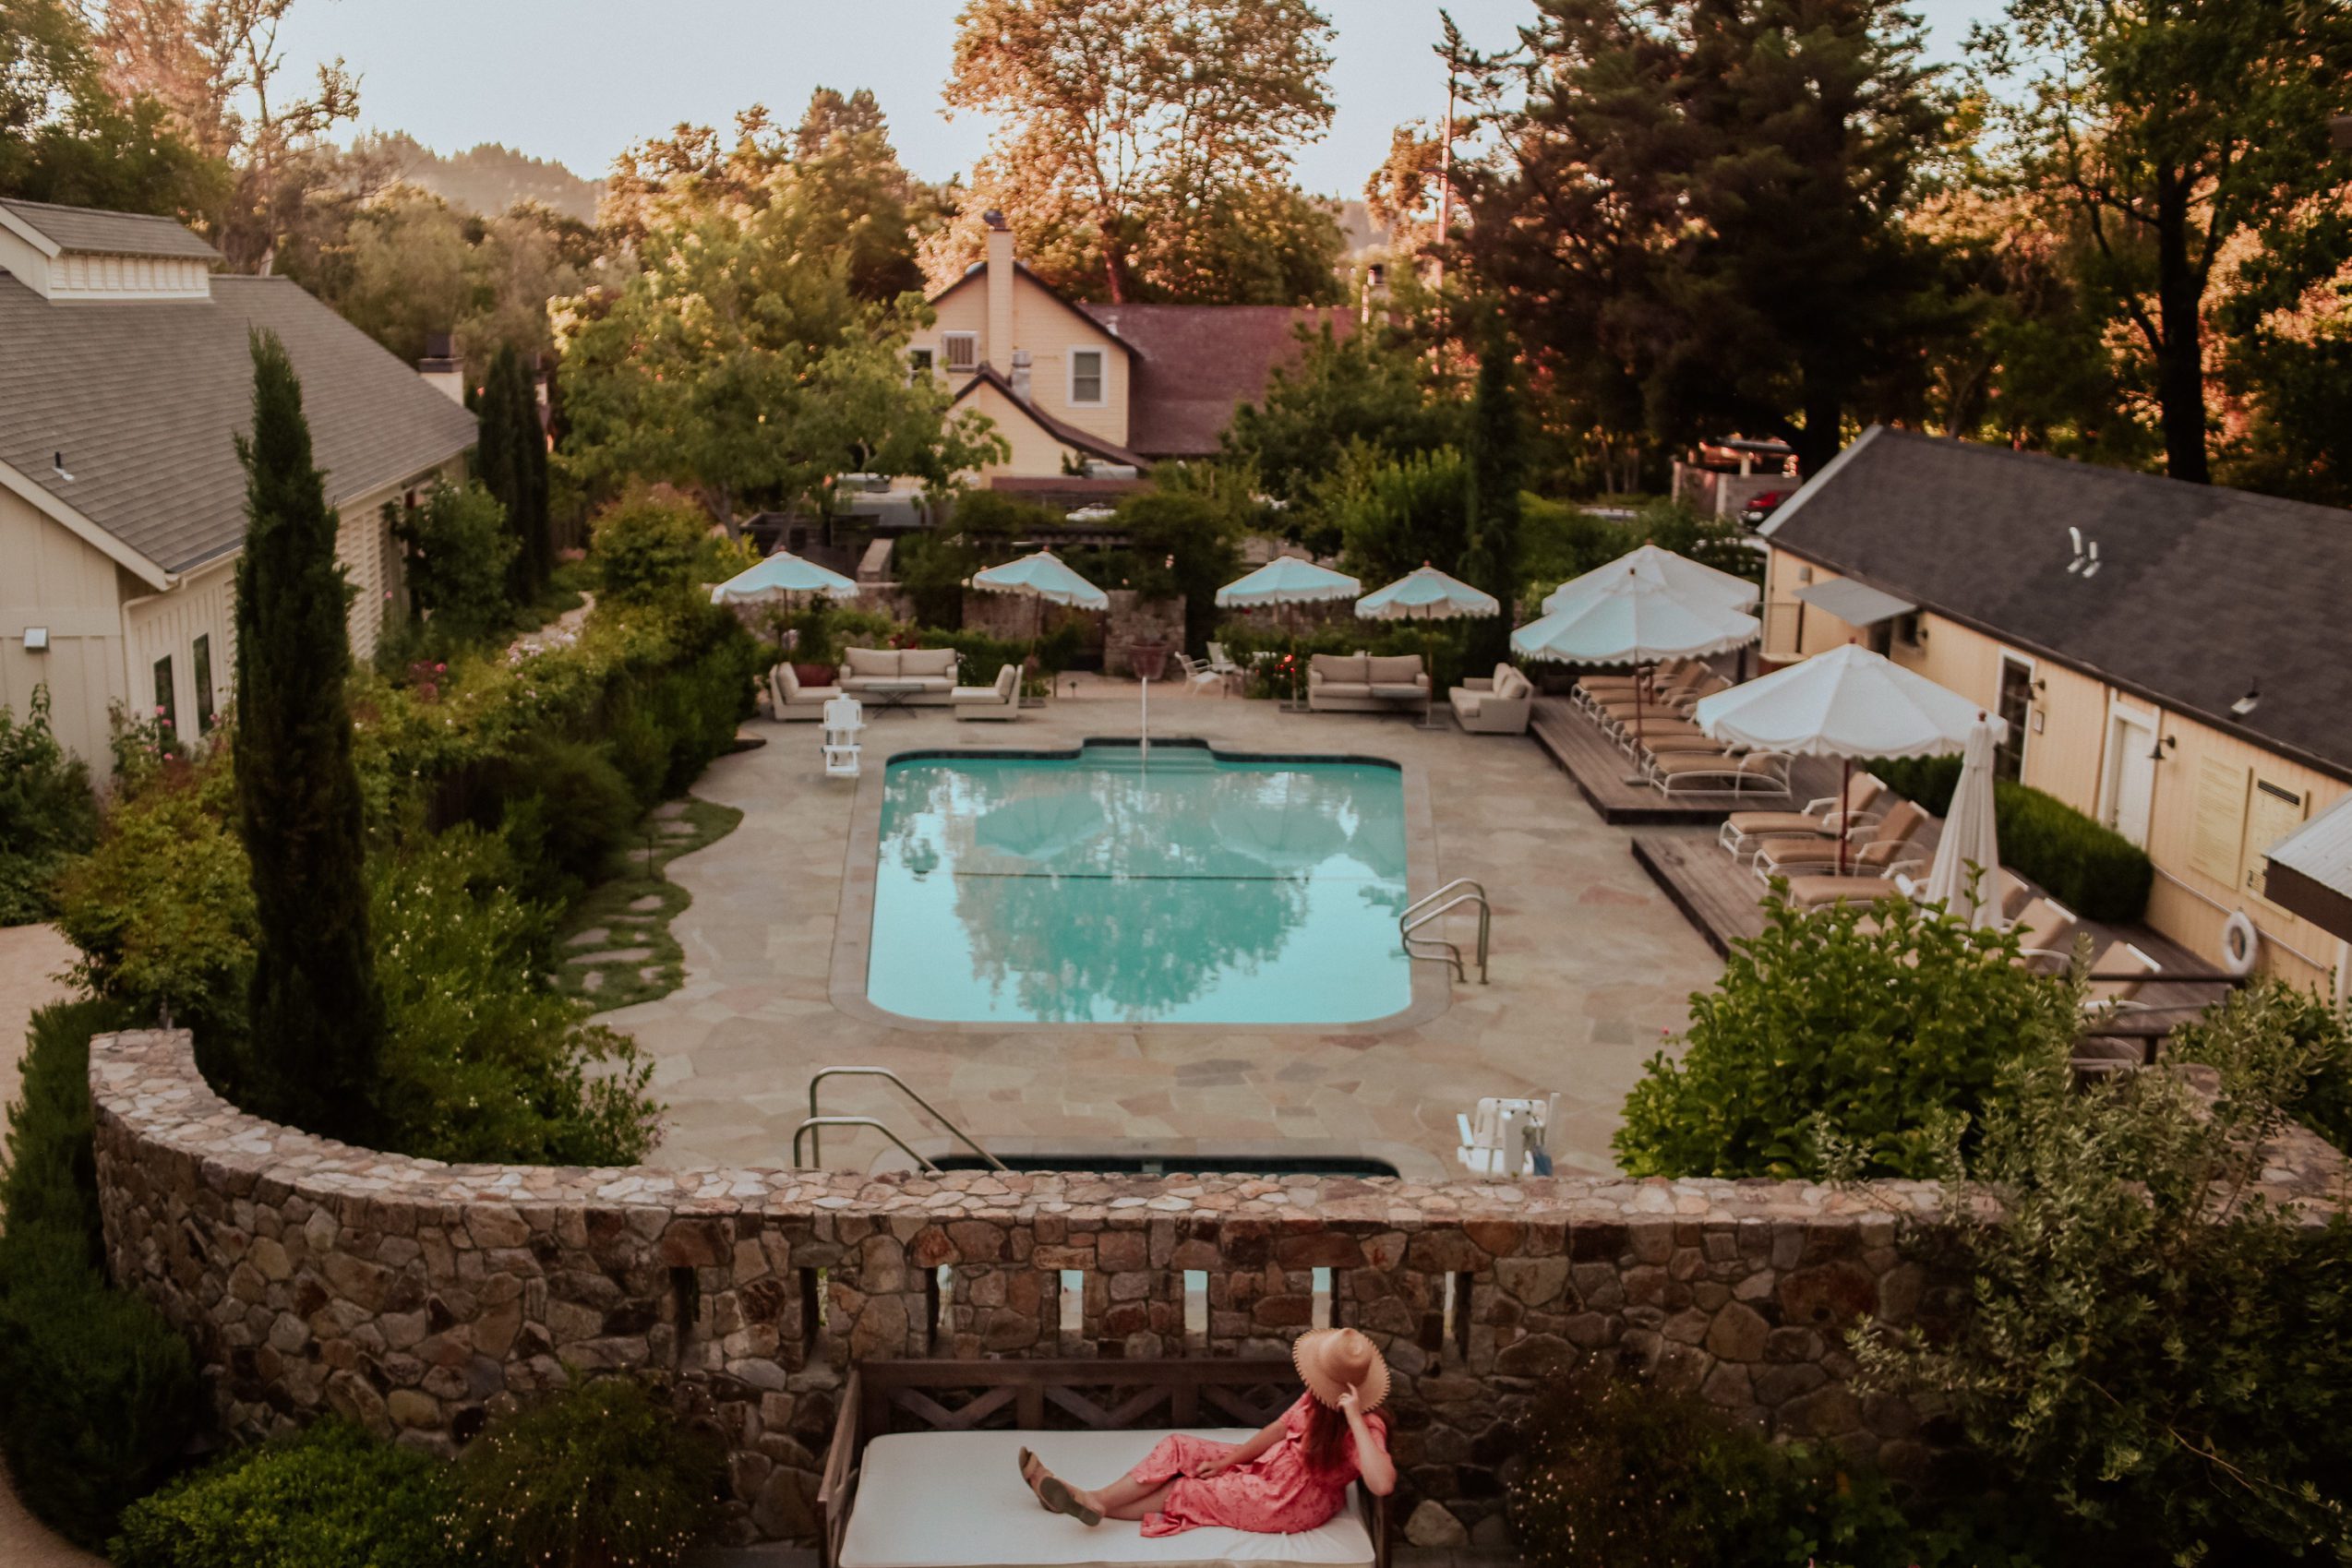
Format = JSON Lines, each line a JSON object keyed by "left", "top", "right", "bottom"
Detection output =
{"left": 1867, "top": 754, "right": 2153, "bottom": 922}
{"left": 111, "top": 1419, "right": 457, "bottom": 1568}
{"left": 0, "top": 999, "right": 206, "bottom": 1548}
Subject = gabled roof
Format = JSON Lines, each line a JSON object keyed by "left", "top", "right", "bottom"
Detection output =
{"left": 0, "top": 269, "right": 478, "bottom": 576}
{"left": 1076, "top": 305, "right": 1355, "bottom": 457}
{"left": 0, "top": 197, "right": 222, "bottom": 260}
{"left": 929, "top": 259, "right": 1139, "bottom": 360}
{"left": 949, "top": 365, "right": 1148, "bottom": 470}
{"left": 1763, "top": 425, "right": 2352, "bottom": 781}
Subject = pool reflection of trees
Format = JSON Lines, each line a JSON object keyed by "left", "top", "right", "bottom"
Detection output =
{"left": 881, "top": 758, "right": 1403, "bottom": 1023}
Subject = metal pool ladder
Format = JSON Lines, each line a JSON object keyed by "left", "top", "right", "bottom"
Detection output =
{"left": 1400, "top": 879, "right": 1492, "bottom": 984}
{"left": 793, "top": 1066, "right": 1008, "bottom": 1172}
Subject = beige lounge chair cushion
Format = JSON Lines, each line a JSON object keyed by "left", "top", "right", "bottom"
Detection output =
{"left": 1310, "top": 652, "right": 1369, "bottom": 685}
{"left": 1494, "top": 666, "right": 1532, "bottom": 701}
{"left": 845, "top": 647, "right": 899, "bottom": 678}
{"left": 902, "top": 648, "right": 958, "bottom": 679}
{"left": 1365, "top": 654, "right": 1423, "bottom": 686}
{"left": 1782, "top": 873, "right": 1905, "bottom": 908}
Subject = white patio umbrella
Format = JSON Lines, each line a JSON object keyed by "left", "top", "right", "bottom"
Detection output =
{"left": 708, "top": 549, "right": 860, "bottom": 606}
{"left": 1216, "top": 556, "right": 1362, "bottom": 705}
{"left": 1511, "top": 567, "right": 1759, "bottom": 745}
{"left": 1356, "top": 563, "right": 1501, "bottom": 726}
{"left": 1692, "top": 643, "right": 2001, "bottom": 874}
{"left": 1919, "top": 717, "right": 2007, "bottom": 926}
{"left": 1542, "top": 543, "right": 1759, "bottom": 616}
{"left": 966, "top": 548, "right": 1110, "bottom": 639}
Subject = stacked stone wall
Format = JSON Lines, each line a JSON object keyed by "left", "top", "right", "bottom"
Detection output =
{"left": 93, "top": 1029, "right": 1948, "bottom": 1546}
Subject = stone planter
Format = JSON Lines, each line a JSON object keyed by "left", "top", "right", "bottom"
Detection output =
{"left": 1125, "top": 640, "right": 1171, "bottom": 682}
{"left": 794, "top": 663, "right": 836, "bottom": 689}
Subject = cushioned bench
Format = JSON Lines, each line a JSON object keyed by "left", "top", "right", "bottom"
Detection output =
{"left": 839, "top": 647, "right": 958, "bottom": 705}
{"left": 1306, "top": 653, "right": 1428, "bottom": 715}
{"left": 822, "top": 1360, "right": 1386, "bottom": 1568}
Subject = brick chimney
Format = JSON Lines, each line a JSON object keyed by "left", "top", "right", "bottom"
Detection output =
{"left": 416, "top": 331, "right": 464, "bottom": 405}
{"left": 983, "top": 209, "right": 1014, "bottom": 372}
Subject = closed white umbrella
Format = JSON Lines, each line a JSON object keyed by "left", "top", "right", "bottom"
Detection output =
{"left": 1542, "top": 543, "right": 1758, "bottom": 616}
{"left": 1692, "top": 643, "right": 2002, "bottom": 873}
{"left": 1512, "top": 568, "right": 1759, "bottom": 745}
{"left": 1920, "top": 718, "right": 2006, "bottom": 926}
{"left": 1217, "top": 556, "right": 1362, "bottom": 707}
{"left": 966, "top": 548, "right": 1109, "bottom": 639}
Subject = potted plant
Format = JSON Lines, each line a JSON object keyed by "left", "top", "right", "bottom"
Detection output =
{"left": 1124, "top": 638, "right": 1171, "bottom": 682}
{"left": 792, "top": 602, "right": 840, "bottom": 688}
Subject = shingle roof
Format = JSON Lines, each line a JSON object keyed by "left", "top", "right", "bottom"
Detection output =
{"left": 950, "top": 365, "right": 1149, "bottom": 470}
{"left": 0, "top": 270, "right": 477, "bottom": 575}
{"left": 2262, "top": 793, "right": 2352, "bottom": 939}
{"left": 1077, "top": 305, "right": 1355, "bottom": 457}
{"left": 0, "top": 197, "right": 223, "bottom": 260}
{"left": 1763, "top": 425, "right": 2352, "bottom": 781}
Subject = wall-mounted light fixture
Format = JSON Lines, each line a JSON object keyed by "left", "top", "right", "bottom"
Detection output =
{"left": 21, "top": 627, "right": 49, "bottom": 652}
{"left": 2147, "top": 733, "right": 2176, "bottom": 763}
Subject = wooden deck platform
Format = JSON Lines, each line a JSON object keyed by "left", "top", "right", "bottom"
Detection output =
{"left": 1630, "top": 828, "right": 2238, "bottom": 1059}
{"left": 1530, "top": 696, "right": 1846, "bottom": 827}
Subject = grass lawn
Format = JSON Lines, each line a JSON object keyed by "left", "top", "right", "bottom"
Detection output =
{"left": 549, "top": 795, "right": 743, "bottom": 1012}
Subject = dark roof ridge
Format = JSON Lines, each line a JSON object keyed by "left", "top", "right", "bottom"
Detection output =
{"left": 949, "top": 365, "right": 1148, "bottom": 470}
{"left": 927, "top": 260, "right": 1139, "bottom": 360}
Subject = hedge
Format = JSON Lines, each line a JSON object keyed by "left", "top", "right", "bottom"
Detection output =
{"left": 0, "top": 999, "right": 206, "bottom": 1548}
{"left": 1868, "top": 754, "right": 2154, "bottom": 923}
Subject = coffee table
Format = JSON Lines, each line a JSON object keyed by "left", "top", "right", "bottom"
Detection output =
{"left": 860, "top": 679, "right": 930, "bottom": 716}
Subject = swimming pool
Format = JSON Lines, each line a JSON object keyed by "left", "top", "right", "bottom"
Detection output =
{"left": 867, "top": 741, "right": 1412, "bottom": 1025}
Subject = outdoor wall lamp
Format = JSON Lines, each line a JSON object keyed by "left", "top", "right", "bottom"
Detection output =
{"left": 2148, "top": 734, "right": 2176, "bottom": 762}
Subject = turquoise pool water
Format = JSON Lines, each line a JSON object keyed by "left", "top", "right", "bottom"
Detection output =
{"left": 868, "top": 741, "right": 1412, "bottom": 1025}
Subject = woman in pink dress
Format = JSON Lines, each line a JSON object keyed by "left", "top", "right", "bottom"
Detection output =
{"left": 1018, "top": 1328, "right": 1398, "bottom": 1533}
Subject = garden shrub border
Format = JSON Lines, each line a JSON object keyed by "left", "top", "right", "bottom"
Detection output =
{"left": 1867, "top": 754, "right": 2154, "bottom": 922}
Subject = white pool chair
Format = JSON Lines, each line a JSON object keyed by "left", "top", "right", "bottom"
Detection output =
{"left": 1170, "top": 652, "right": 1226, "bottom": 697}
{"left": 1206, "top": 641, "right": 1245, "bottom": 691}
{"left": 1456, "top": 1094, "right": 1556, "bottom": 1178}
{"left": 822, "top": 696, "right": 864, "bottom": 779}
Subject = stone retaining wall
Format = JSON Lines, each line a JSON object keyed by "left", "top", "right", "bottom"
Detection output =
{"left": 92, "top": 1029, "right": 1947, "bottom": 1546}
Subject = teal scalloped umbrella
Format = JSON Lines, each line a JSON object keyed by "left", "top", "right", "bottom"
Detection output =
{"left": 1216, "top": 557, "right": 1362, "bottom": 704}
{"left": 1357, "top": 563, "right": 1501, "bottom": 721}
{"left": 708, "top": 550, "right": 859, "bottom": 605}
{"left": 966, "top": 548, "right": 1110, "bottom": 640}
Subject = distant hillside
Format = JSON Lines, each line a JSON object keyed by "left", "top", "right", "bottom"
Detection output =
{"left": 368, "top": 132, "right": 601, "bottom": 223}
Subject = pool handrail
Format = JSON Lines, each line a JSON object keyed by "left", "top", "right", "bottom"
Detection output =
{"left": 802, "top": 1066, "right": 1009, "bottom": 1172}
{"left": 791, "top": 1115, "right": 942, "bottom": 1173}
{"left": 1401, "top": 882, "right": 1492, "bottom": 984}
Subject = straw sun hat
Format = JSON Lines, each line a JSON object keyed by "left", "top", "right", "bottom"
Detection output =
{"left": 1292, "top": 1327, "right": 1390, "bottom": 1411}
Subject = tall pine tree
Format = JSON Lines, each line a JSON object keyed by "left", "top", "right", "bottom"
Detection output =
{"left": 233, "top": 331, "right": 384, "bottom": 1144}
{"left": 514, "top": 354, "right": 553, "bottom": 594}
{"left": 1459, "top": 324, "right": 1524, "bottom": 672}
{"left": 475, "top": 346, "right": 533, "bottom": 605}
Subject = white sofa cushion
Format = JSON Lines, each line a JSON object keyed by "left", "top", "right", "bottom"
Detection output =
{"left": 1364, "top": 654, "right": 1422, "bottom": 687}
{"left": 1309, "top": 653, "right": 1367, "bottom": 686}
{"left": 845, "top": 648, "right": 900, "bottom": 678}
{"left": 839, "top": 1427, "right": 1374, "bottom": 1568}
{"left": 902, "top": 647, "right": 958, "bottom": 679}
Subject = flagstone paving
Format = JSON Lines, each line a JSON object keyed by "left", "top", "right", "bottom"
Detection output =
{"left": 604, "top": 679, "right": 1716, "bottom": 1179}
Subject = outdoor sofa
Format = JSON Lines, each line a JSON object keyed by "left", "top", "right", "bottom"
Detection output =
{"left": 822, "top": 1359, "right": 1385, "bottom": 1568}
{"left": 954, "top": 663, "right": 1021, "bottom": 721}
{"left": 1307, "top": 652, "right": 1430, "bottom": 715}
{"left": 766, "top": 661, "right": 842, "bottom": 722}
{"left": 1448, "top": 663, "right": 1534, "bottom": 734}
{"left": 837, "top": 647, "right": 959, "bottom": 706}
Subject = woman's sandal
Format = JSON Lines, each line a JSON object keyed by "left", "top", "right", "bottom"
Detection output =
{"left": 1017, "top": 1448, "right": 1051, "bottom": 1511}
{"left": 1035, "top": 1472, "right": 1103, "bottom": 1527}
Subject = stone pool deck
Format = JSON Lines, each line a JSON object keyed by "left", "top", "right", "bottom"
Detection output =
{"left": 606, "top": 679, "right": 1718, "bottom": 1179}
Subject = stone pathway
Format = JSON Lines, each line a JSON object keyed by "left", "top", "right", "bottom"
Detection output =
{"left": 552, "top": 797, "right": 746, "bottom": 1011}
{"left": 604, "top": 679, "right": 1719, "bottom": 1178}
{"left": 0, "top": 922, "right": 107, "bottom": 1567}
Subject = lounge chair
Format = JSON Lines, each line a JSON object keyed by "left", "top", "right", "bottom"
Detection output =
{"left": 1777, "top": 856, "right": 1925, "bottom": 909}
{"left": 765, "top": 661, "right": 841, "bottom": 722}
{"left": 1205, "top": 641, "right": 1246, "bottom": 692}
{"left": 1650, "top": 748, "right": 1793, "bottom": 799}
{"left": 953, "top": 663, "right": 1020, "bottom": 722}
{"left": 1754, "top": 800, "right": 1927, "bottom": 882}
{"left": 1575, "top": 656, "right": 1706, "bottom": 712}
{"left": 2082, "top": 939, "right": 2163, "bottom": 1015}
{"left": 2005, "top": 895, "right": 2081, "bottom": 974}
{"left": 1592, "top": 671, "right": 1722, "bottom": 724}
{"left": 1720, "top": 773, "right": 1886, "bottom": 861}
{"left": 1169, "top": 652, "right": 1226, "bottom": 696}
{"left": 1449, "top": 663, "right": 1535, "bottom": 735}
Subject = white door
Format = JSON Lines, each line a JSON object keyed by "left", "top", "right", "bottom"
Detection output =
{"left": 2104, "top": 708, "right": 2156, "bottom": 847}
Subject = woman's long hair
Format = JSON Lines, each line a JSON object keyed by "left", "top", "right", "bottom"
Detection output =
{"left": 1302, "top": 1396, "right": 1351, "bottom": 1470}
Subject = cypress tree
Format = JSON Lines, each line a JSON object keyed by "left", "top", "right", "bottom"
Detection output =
{"left": 1460, "top": 320, "right": 1526, "bottom": 671}
{"left": 515, "top": 353, "right": 553, "bottom": 598}
{"left": 476, "top": 346, "right": 529, "bottom": 605}
{"left": 232, "top": 330, "right": 384, "bottom": 1143}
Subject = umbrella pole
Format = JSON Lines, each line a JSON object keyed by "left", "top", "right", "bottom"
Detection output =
{"left": 1837, "top": 756, "right": 1852, "bottom": 877}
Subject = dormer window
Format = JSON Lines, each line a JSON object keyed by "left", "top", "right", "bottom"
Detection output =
{"left": 1069, "top": 347, "right": 1105, "bottom": 406}
{"left": 943, "top": 332, "right": 977, "bottom": 373}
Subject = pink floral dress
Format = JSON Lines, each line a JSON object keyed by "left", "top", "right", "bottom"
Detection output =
{"left": 1125, "top": 1394, "right": 1387, "bottom": 1537}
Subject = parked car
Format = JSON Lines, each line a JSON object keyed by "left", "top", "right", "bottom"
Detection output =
{"left": 1738, "top": 489, "right": 1789, "bottom": 529}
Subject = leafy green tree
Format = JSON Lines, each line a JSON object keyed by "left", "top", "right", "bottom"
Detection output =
{"left": 942, "top": 0, "right": 1340, "bottom": 304}
{"left": 387, "top": 481, "right": 516, "bottom": 645}
{"left": 1458, "top": 329, "right": 1524, "bottom": 668}
{"left": 1222, "top": 323, "right": 1461, "bottom": 509}
{"left": 1615, "top": 892, "right": 2076, "bottom": 1179}
{"left": 1328, "top": 447, "right": 1471, "bottom": 589}
{"left": 231, "top": 331, "right": 383, "bottom": 1143}
{"left": 0, "top": 0, "right": 224, "bottom": 214}
{"left": 588, "top": 488, "right": 710, "bottom": 609}
{"left": 1855, "top": 985, "right": 2352, "bottom": 1562}
{"left": 555, "top": 184, "right": 1004, "bottom": 532}
{"left": 1972, "top": 0, "right": 2352, "bottom": 485}
{"left": 0, "top": 686, "right": 99, "bottom": 925}
{"left": 1457, "top": 0, "right": 1961, "bottom": 475}
{"left": 1114, "top": 473, "right": 1247, "bottom": 652}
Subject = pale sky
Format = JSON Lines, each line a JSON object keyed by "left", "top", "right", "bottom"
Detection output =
{"left": 278, "top": 0, "right": 2009, "bottom": 197}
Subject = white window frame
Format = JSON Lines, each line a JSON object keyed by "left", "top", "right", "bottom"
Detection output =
{"left": 942, "top": 332, "right": 978, "bottom": 373}
{"left": 1068, "top": 347, "right": 1106, "bottom": 406}
{"left": 908, "top": 346, "right": 935, "bottom": 377}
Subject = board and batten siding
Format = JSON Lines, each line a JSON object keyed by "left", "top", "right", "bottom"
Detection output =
{"left": 1762, "top": 545, "right": 2347, "bottom": 988}
{"left": 918, "top": 269, "right": 1132, "bottom": 456}
{"left": 0, "top": 483, "right": 132, "bottom": 766}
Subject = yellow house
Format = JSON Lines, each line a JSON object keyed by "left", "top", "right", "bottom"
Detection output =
{"left": 1758, "top": 426, "right": 2350, "bottom": 996}
{"left": 0, "top": 198, "right": 477, "bottom": 768}
{"left": 909, "top": 211, "right": 1354, "bottom": 494}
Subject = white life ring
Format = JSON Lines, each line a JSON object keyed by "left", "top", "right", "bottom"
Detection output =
{"left": 2219, "top": 910, "right": 2261, "bottom": 976}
